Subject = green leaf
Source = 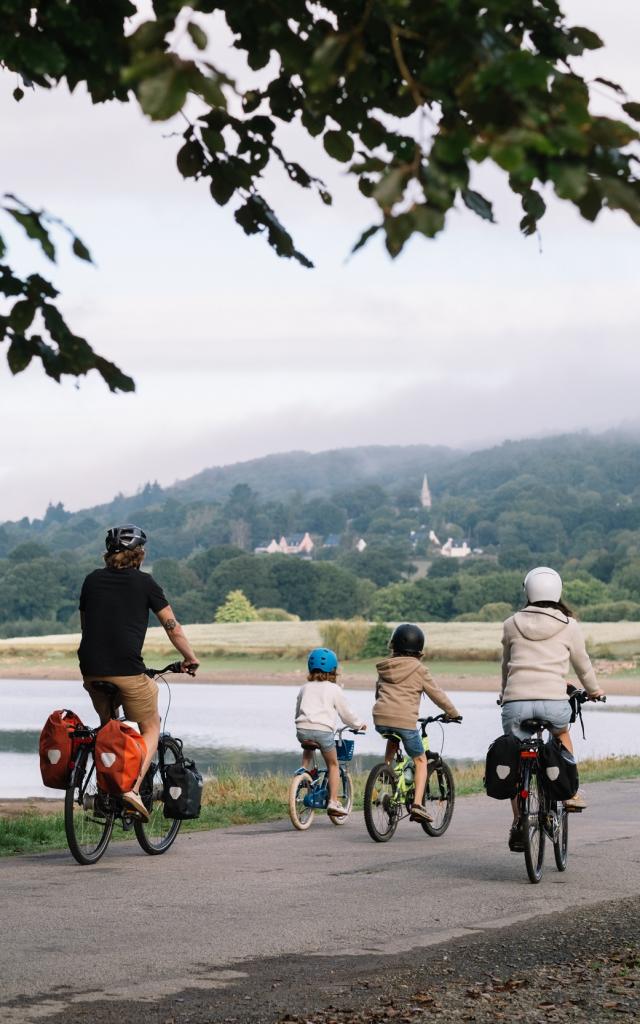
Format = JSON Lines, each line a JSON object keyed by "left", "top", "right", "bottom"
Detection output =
{"left": 72, "top": 237, "right": 93, "bottom": 262}
{"left": 623, "top": 102, "right": 640, "bottom": 123}
{"left": 360, "top": 118, "right": 387, "bottom": 150}
{"left": 9, "top": 299, "right": 36, "bottom": 333}
{"left": 209, "top": 174, "right": 236, "bottom": 206}
{"left": 201, "top": 127, "right": 226, "bottom": 154}
{"left": 177, "top": 140, "right": 204, "bottom": 178}
{"left": 187, "top": 23, "right": 208, "bottom": 51}
{"left": 598, "top": 177, "right": 640, "bottom": 225}
{"left": 412, "top": 206, "right": 446, "bottom": 238}
{"left": 490, "top": 143, "right": 525, "bottom": 173}
{"left": 196, "top": 72, "right": 226, "bottom": 108}
{"left": 323, "top": 130, "right": 354, "bottom": 163}
{"left": 7, "top": 336, "right": 33, "bottom": 374}
{"left": 138, "top": 67, "right": 188, "bottom": 120}
{"left": 350, "top": 224, "right": 380, "bottom": 255}
{"left": 6, "top": 209, "right": 56, "bottom": 261}
{"left": 549, "top": 164, "right": 588, "bottom": 202}
{"left": 373, "top": 167, "right": 410, "bottom": 210}
{"left": 300, "top": 108, "right": 325, "bottom": 137}
{"left": 595, "top": 77, "right": 625, "bottom": 94}
{"left": 462, "top": 189, "right": 494, "bottom": 222}
{"left": 570, "top": 26, "right": 604, "bottom": 51}
{"left": 522, "top": 189, "right": 546, "bottom": 221}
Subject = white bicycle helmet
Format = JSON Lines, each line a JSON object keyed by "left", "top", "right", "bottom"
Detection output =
{"left": 523, "top": 566, "right": 562, "bottom": 604}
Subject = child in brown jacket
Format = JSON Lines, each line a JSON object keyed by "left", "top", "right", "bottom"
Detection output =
{"left": 373, "top": 623, "right": 461, "bottom": 822}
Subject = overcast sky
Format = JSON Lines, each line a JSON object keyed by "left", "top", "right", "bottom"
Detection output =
{"left": 1, "top": 1, "right": 639, "bottom": 521}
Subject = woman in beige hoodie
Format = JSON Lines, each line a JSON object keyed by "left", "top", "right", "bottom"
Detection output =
{"left": 500, "top": 567, "right": 604, "bottom": 844}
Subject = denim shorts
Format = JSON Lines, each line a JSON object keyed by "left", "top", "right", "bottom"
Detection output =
{"left": 375, "top": 724, "right": 425, "bottom": 758}
{"left": 296, "top": 728, "right": 335, "bottom": 752}
{"left": 502, "top": 699, "right": 572, "bottom": 740}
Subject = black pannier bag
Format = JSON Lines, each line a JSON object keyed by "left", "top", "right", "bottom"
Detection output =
{"left": 484, "top": 734, "right": 521, "bottom": 799}
{"left": 164, "top": 758, "right": 203, "bottom": 820}
{"left": 540, "top": 737, "right": 579, "bottom": 801}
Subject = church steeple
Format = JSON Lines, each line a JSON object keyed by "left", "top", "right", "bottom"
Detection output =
{"left": 420, "top": 473, "right": 432, "bottom": 508}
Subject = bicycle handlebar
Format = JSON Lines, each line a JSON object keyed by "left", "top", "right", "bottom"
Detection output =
{"left": 567, "top": 686, "right": 606, "bottom": 704}
{"left": 418, "top": 714, "right": 462, "bottom": 725}
{"left": 146, "top": 662, "right": 197, "bottom": 678}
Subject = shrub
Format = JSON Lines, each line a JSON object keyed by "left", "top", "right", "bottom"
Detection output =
{"left": 255, "top": 607, "right": 300, "bottom": 622}
{"left": 361, "top": 622, "right": 393, "bottom": 658}
{"left": 455, "top": 601, "right": 513, "bottom": 623}
{"left": 214, "top": 589, "right": 259, "bottom": 623}
{"left": 319, "top": 619, "right": 369, "bottom": 660}
{"left": 579, "top": 601, "right": 640, "bottom": 622}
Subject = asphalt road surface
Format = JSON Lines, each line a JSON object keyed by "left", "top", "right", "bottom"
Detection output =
{"left": 2, "top": 778, "right": 640, "bottom": 1023}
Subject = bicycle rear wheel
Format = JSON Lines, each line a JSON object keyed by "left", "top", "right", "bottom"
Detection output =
{"left": 421, "top": 759, "right": 455, "bottom": 837}
{"left": 330, "top": 771, "right": 353, "bottom": 826}
{"left": 364, "top": 763, "right": 399, "bottom": 843}
{"left": 289, "top": 772, "right": 315, "bottom": 830}
{"left": 553, "top": 801, "right": 569, "bottom": 872}
{"left": 134, "top": 735, "right": 182, "bottom": 855}
{"left": 523, "top": 767, "right": 546, "bottom": 884}
{"left": 65, "top": 747, "right": 114, "bottom": 865}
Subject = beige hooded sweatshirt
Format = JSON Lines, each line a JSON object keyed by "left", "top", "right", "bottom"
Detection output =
{"left": 501, "top": 605, "right": 598, "bottom": 703}
{"left": 372, "top": 656, "right": 460, "bottom": 729}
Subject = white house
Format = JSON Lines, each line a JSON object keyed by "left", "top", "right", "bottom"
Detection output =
{"left": 440, "top": 537, "right": 471, "bottom": 559}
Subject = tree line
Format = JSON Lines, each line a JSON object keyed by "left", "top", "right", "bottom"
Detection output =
{"left": 1, "top": 435, "right": 640, "bottom": 636}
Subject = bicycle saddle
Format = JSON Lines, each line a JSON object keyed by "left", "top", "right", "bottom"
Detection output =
{"left": 91, "top": 681, "right": 120, "bottom": 697}
{"left": 300, "top": 740, "right": 321, "bottom": 750}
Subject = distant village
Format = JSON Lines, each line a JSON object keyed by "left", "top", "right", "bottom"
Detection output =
{"left": 254, "top": 475, "right": 480, "bottom": 560}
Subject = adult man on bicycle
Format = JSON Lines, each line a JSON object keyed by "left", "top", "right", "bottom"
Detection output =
{"left": 78, "top": 524, "right": 199, "bottom": 820}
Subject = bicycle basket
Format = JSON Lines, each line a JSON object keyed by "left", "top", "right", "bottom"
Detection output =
{"left": 335, "top": 738, "right": 355, "bottom": 761}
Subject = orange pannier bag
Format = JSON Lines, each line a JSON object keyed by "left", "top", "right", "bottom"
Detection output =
{"left": 95, "top": 720, "right": 147, "bottom": 795}
{"left": 39, "top": 709, "right": 85, "bottom": 789}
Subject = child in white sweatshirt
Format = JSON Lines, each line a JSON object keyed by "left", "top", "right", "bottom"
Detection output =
{"left": 295, "top": 647, "right": 366, "bottom": 817}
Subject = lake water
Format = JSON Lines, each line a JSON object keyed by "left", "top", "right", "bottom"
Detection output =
{"left": 1, "top": 679, "right": 637, "bottom": 798}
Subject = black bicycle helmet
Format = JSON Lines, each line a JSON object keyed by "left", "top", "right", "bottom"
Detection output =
{"left": 390, "top": 622, "right": 425, "bottom": 655}
{"left": 105, "top": 524, "right": 147, "bottom": 554}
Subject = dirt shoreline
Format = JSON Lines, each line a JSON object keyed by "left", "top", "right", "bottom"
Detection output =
{"left": 2, "top": 664, "right": 640, "bottom": 695}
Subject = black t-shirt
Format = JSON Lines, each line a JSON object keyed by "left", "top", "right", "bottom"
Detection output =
{"left": 78, "top": 568, "right": 169, "bottom": 676}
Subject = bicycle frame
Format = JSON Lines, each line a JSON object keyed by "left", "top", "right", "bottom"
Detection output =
{"left": 298, "top": 727, "right": 354, "bottom": 810}
{"left": 386, "top": 722, "right": 445, "bottom": 812}
{"left": 517, "top": 732, "right": 563, "bottom": 843}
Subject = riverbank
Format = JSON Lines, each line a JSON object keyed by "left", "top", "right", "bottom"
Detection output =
{"left": 2, "top": 655, "right": 640, "bottom": 693}
{"left": 2, "top": 756, "right": 640, "bottom": 855}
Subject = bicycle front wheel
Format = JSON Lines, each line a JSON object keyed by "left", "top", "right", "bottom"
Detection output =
{"left": 289, "top": 772, "right": 315, "bottom": 830}
{"left": 65, "top": 747, "right": 114, "bottom": 866}
{"left": 553, "top": 801, "right": 569, "bottom": 872}
{"left": 523, "top": 767, "right": 546, "bottom": 884}
{"left": 422, "top": 759, "right": 455, "bottom": 837}
{"left": 134, "top": 735, "right": 182, "bottom": 855}
{"left": 364, "top": 763, "right": 399, "bottom": 843}
{"left": 330, "top": 772, "right": 353, "bottom": 826}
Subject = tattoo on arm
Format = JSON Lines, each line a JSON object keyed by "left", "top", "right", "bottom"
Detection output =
{"left": 163, "top": 618, "right": 178, "bottom": 633}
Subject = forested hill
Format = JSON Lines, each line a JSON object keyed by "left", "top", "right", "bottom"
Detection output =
{"left": 0, "top": 430, "right": 639, "bottom": 637}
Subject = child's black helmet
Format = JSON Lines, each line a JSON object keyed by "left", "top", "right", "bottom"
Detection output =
{"left": 390, "top": 623, "right": 425, "bottom": 655}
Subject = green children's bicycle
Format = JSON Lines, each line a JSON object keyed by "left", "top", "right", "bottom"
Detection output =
{"left": 364, "top": 714, "right": 459, "bottom": 843}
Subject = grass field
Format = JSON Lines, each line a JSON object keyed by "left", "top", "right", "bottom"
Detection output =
{"left": 2, "top": 756, "right": 639, "bottom": 858}
{"left": 1, "top": 620, "right": 639, "bottom": 676}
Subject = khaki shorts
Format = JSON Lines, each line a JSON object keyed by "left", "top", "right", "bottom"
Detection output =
{"left": 83, "top": 674, "right": 159, "bottom": 724}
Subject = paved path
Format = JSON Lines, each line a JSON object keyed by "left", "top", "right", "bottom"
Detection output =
{"left": 2, "top": 778, "right": 640, "bottom": 1022}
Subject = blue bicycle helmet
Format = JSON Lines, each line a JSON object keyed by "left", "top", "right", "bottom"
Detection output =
{"left": 307, "top": 647, "right": 338, "bottom": 673}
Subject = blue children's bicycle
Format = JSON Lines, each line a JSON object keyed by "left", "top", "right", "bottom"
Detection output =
{"left": 288, "top": 727, "right": 363, "bottom": 830}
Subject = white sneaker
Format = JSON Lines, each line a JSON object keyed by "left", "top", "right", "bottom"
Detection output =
{"left": 122, "top": 790, "right": 150, "bottom": 821}
{"left": 327, "top": 800, "right": 347, "bottom": 817}
{"left": 564, "top": 791, "right": 587, "bottom": 812}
